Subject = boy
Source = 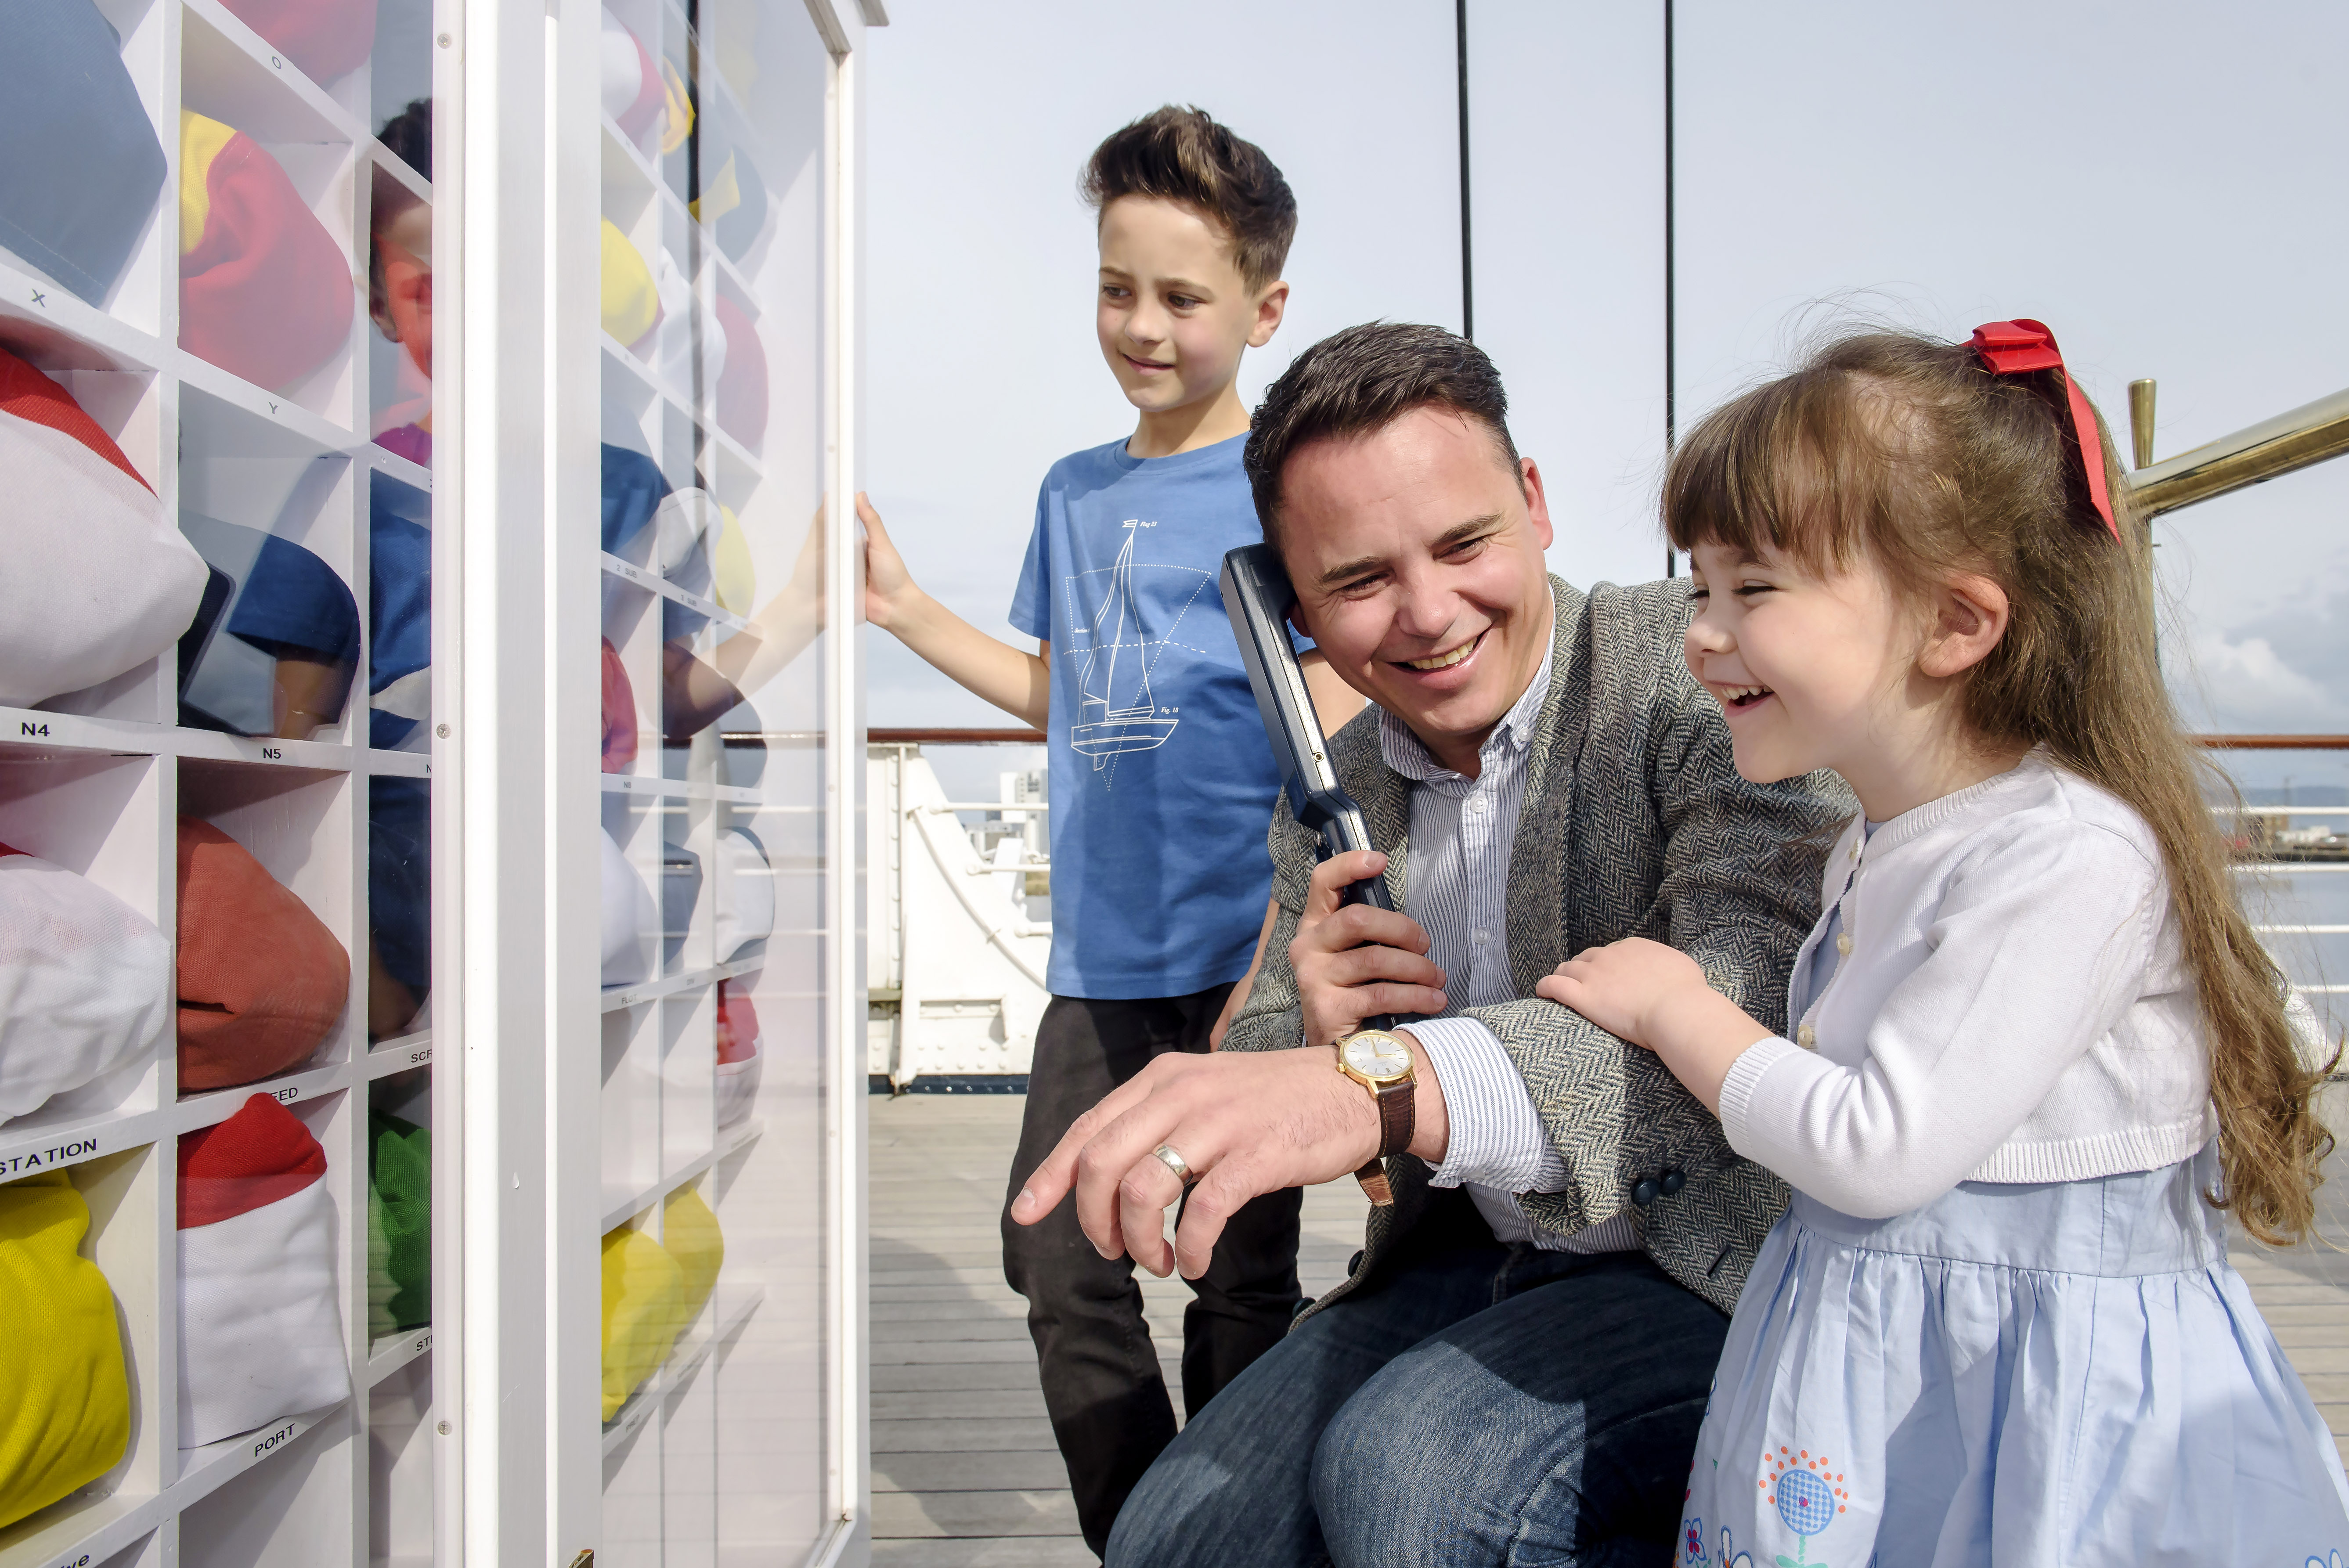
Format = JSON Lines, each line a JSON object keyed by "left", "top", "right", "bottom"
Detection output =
{"left": 857, "top": 105, "right": 1359, "bottom": 1553}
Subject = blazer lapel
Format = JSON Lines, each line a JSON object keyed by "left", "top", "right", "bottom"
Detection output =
{"left": 1508, "top": 578, "right": 1584, "bottom": 993}
{"left": 1361, "top": 746, "right": 1411, "bottom": 908}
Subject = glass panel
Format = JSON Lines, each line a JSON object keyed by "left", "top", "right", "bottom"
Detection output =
{"left": 592, "top": 0, "right": 832, "bottom": 1554}
{"left": 362, "top": 13, "right": 439, "bottom": 1561}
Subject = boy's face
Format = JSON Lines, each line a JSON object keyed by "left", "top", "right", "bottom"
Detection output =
{"left": 1096, "top": 195, "right": 1285, "bottom": 417}
{"left": 372, "top": 201, "right": 433, "bottom": 380}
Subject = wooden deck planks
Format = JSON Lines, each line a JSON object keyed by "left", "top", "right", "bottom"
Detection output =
{"left": 868, "top": 1091, "right": 1364, "bottom": 1562}
{"left": 867, "top": 1086, "right": 2349, "bottom": 1564}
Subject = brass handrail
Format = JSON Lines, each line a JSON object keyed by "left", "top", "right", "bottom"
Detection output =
{"left": 2127, "top": 386, "right": 2349, "bottom": 518}
{"left": 869, "top": 727, "right": 1046, "bottom": 745}
{"left": 2197, "top": 735, "right": 2349, "bottom": 750}
{"left": 861, "top": 728, "right": 2345, "bottom": 749}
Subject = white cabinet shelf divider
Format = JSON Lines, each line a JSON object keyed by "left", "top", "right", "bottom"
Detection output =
{"left": 367, "top": 1327, "right": 434, "bottom": 1387}
{"left": 599, "top": 1284, "right": 764, "bottom": 1458}
{"left": 599, "top": 1115, "right": 764, "bottom": 1233}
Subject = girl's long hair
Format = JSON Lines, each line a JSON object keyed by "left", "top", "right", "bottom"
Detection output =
{"left": 1664, "top": 326, "right": 2333, "bottom": 1244}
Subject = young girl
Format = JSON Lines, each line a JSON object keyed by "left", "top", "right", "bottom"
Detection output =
{"left": 1541, "top": 321, "right": 2349, "bottom": 1564}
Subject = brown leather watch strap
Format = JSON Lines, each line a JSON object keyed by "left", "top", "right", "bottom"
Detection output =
{"left": 1351, "top": 1080, "right": 1415, "bottom": 1208}
{"left": 1373, "top": 1076, "right": 1415, "bottom": 1160}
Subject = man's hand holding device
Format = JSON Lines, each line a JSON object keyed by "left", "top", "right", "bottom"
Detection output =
{"left": 1292, "top": 850, "right": 1446, "bottom": 1047}
{"left": 1010, "top": 544, "right": 1456, "bottom": 1277}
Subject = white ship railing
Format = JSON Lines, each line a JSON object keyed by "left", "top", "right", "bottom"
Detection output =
{"left": 869, "top": 732, "right": 1055, "bottom": 1088}
{"left": 2205, "top": 739, "right": 2349, "bottom": 1055}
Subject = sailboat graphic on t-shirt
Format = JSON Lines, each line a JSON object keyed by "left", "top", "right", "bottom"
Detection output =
{"left": 1069, "top": 521, "right": 1179, "bottom": 769}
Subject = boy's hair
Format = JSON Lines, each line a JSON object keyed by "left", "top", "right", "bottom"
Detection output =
{"left": 379, "top": 96, "right": 430, "bottom": 182}
{"left": 1082, "top": 106, "right": 1296, "bottom": 293}
{"left": 369, "top": 98, "right": 431, "bottom": 326}
{"left": 1243, "top": 322, "right": 1519, "bottom": 548}
{"left": 1664, "top": 325, "right": 2336, "bottom": 1246}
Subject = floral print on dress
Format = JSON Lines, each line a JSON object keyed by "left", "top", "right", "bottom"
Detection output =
{"left": 1759, "top": 1445, "right": 1850, "bottom": 1568}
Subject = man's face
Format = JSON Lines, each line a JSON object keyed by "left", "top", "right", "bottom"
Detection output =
{"left": 1278, "top": 406, "right": 1555, "bottom": 771}
{"left": 1095, "top": 195, "right": 1283, "bottom": 417}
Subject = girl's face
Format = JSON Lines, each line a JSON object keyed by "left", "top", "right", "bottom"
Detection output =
{"left": 1682, "top": 537, "right": 1918, "bottom": 787}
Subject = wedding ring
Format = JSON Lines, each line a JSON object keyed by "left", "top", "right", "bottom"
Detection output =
{"left": 1151, "top": 1143, "right": 1196, "bottom": 1185}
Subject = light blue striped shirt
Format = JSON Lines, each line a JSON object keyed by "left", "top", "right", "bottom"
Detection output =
{"left": 1379, "top": 640, "right": 1638, "bottom": 1254}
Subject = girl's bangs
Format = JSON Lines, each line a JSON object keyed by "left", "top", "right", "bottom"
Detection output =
{"left": 1665, "top": 375, "right": 1874, "bottom": 577}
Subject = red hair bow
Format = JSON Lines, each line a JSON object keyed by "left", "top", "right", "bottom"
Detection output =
{"left": 1968, "top": 319, "right": 2120, "bottom": 541}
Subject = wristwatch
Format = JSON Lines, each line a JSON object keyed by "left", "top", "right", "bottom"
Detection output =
{"left": 1335, "top": 1029, "right": 1417, "bottom": 1207}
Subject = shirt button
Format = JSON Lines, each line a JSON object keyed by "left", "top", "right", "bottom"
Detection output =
{"left": 1797, "top": 1024, "right": 1817, "bottom": 1049}
{"left": 1849, "top": 842, "right": 1860, "bottom": 861}
{"left": 1835, "top": 932, "right": 1852, "bottom": 957}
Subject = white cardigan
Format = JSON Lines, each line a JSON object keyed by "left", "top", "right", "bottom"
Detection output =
{"left": 1718, "top": 749, "right": 2216, "bottom": 1218}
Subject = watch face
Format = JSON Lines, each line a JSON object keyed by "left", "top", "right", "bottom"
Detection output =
{"left": 1342, "top": 1032, "right": 1412, "bottom": 1081}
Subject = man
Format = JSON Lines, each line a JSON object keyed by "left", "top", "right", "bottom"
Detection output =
{"left": 1010, "top": 322, "right": 1853, "bottom": 1563}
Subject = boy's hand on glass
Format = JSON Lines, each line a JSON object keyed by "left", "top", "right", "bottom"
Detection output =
{"left": 856, "top": 491, "right": 922, "bottom": 629}
{"left": 849, "top": 490, "right": 1052, "bottom": 725}
{"left": 1537, "top": 938, "right": 1771, "bottom": 1113}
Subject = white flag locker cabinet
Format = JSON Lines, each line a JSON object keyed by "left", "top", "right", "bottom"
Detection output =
{"left": 0, "top": 0, "right": 872, "bottom": 1560}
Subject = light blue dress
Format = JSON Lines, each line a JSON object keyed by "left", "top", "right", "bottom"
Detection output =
{"left": 1681, "top": 901, "right": 2349, "bottom": 1566}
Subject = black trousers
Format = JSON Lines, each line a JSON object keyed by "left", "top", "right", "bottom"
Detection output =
{"left": 1002, "top": 985, "right": 1305, "bottom": 1557}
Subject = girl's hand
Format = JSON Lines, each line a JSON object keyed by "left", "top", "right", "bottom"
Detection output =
{"left": 1536, "top": 937, "right": 1713, "bottom": 1048}
{"left": 1538, "top": 938, "right": 1773, "bottom": 1114}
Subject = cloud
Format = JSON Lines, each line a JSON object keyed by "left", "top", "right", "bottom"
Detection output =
{"left": 2175, "top": 630, "right": 2344, "bottom": 732}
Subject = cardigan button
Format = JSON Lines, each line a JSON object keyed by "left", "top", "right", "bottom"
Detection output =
{"left": 1631, "top": 1177, "right": 1661, "bottom": 1208}
{"left": 1797, "top": 1024, "right": 1817, "bottom": 1049}
{"left": 1660, "top": 1168, "right": 1685, "bottom": 1197}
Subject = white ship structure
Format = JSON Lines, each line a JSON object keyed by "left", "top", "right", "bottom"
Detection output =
{"left": 867, "top": 741, "right": 1054, "bottom": 1087}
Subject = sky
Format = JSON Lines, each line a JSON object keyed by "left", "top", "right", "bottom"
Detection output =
{"left": 861, "top": 0, "right": 2349, "bottom": 791}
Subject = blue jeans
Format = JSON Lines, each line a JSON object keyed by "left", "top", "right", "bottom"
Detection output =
{"left": 1105, "top": 1242, "right": 1728, "bottom": 1568}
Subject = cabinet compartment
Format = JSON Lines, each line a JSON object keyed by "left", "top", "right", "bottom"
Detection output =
{"left": 177, "top": 1405, "right": 356, "bottom": 1568}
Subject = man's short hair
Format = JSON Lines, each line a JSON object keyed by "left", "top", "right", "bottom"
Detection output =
{"left": 1244, "top": 322, "right": 1522, "bottom": 543}
{"left": 1082, "top": 106, "right": 1296, "bottom": 292}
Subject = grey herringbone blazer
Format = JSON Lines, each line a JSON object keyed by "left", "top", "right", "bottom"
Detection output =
{"left": 1223, "top": 575, "right": 1854, "bottom": 1319}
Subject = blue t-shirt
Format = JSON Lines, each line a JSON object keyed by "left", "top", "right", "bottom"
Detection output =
{"left": 1009, "top": 433, "right": 1298, "bottom": 999}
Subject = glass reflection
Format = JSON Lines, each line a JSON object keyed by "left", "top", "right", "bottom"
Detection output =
{"left": 591, "top": 2, "right": 830, "bottom": 1552}
{"left": 369, "top": 775, "right": 430, "bottom": 1041}
{"left": 371, "top": 100, "right": 433, "bottom": 465}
